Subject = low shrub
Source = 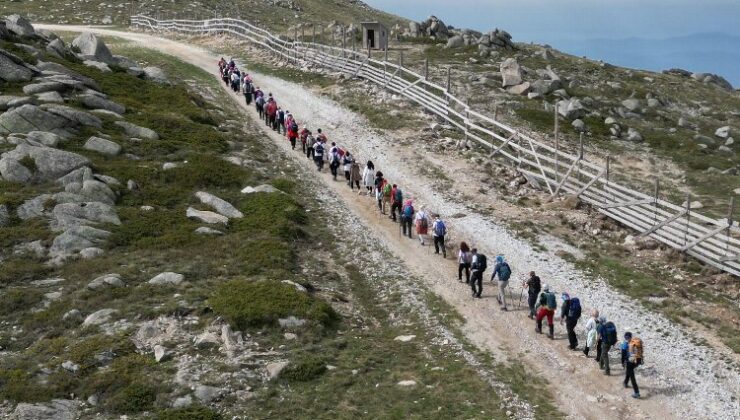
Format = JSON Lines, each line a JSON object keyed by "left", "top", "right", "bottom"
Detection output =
{"left": 279, "top": 355, "right": 328, "bottom": 382}
{"left": 233, "top": 191, "right": 306, "bottom": 239}
{"left": 157, "top": 406, "right": 224, "bottom": 420}
{"left": 210, "top": 280, "right": 339, "bottom": 329}
{"left": 81, "top": 354, "right": 163, "bottom": 414}
{"left": 0, "top": 288, "right": 43, "bottom": 316}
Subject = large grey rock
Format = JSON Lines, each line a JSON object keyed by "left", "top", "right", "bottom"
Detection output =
{"left": 241, "top": 185, "right": 280, "bottom": 194}
{"left": 88, "top": 273, "right": 124, "bottom": 290}
{"left": 80, "top": 179, "right": 117, "bottom": 205}
{"left": 0, "top": 105, "right": 69, "bottom": 134}
{"left": 16, "top": 193, "right": 54, "bottom": 220}
{"left": 715, "top": 126, "right": 731, "bottom": 139}
{"left": 35, "top": 61, "right": 99, "bottom": 90}
{"left": 195, "top": 191, "right": 243, "bottom": 218}
{"left": 572, "top": 119, "right": 586, "bottom": 132}
{"left": 507, "top": 82, "right": 530, "bottom": 95}
{"left": 78, "top": 94, "right": 125, "bottom": 115}
{"left": 11, "top": 400, "right": 78, "bottom": 420}
{"left": 46, "top": 38, "right": 67, "bottom": 57}
{"left": 0, "top": 204, "right": 10, "bottom": 226}
{"left": 35, "top": 91, "right": 64, "bottom": 104}
{"left": 557, "top": 98, "right": 585, "bottom": 119}
{"left": 148, "top": 272, "right": 185, "bottom": 286}
{"left": 626, "top": 128, "right": 644, "bottom": 142}
{"left": 82, "top": 60, "right": 111, "bottom": 72}
{"left": 23, "top": 82, "right": 66, "bottom": 95}
{"left": 500, "top": 58, "right": 523, "bottom": 87}
{"left": 84, "top": 136, "right": 121, "bottom": 156}
{"left": 530, "top": 79, "right": 561, "bottom": 95}
{"left": 52, "top": 202, "right": 120, "bottom": 230}
{"left": 57, "top": 166, "right": 93, "bottom": 186}
{"left": 621, "top": 98, "right": 641, "bottom": 113}
{"left": 114, "top": 121, "right": 159, "bottom": 140}
{"left": 3, "top": 144, "right": 90, "bottom": 181}
{"left": 0, "top": 95, "right": 29, "bottom": 111}
{"left": 194, "top": 385, "right": 223, "bottom": 403}
{"left": 143, "top": 66, "right": 169, "bottom": 84}
{"left": 83, "top": 308, "right": 117, "bottom": 326}
{"left": 0, "top": 21, "right": 8, "bottom": 39}
{"left": 4, "top": 15, "right": 36, "bottom": 37}
{"left": 0, "top": 157, "right": 33, "bottom": 183}
{"left": 72, "top": 32, "right": 115, "bottom": 64}
{"left": 186, "top": 207, "right": 228, "bottom": 224}
{"left": 0, "top": 50, "right": 34, "bottom": 82}
{"left": 41, "top": 104, "right": 103, "bottom": 129}
{"left": 446, "top": 35, "right": 464, "bottom": 49}
{"left": 49, "top": 225, "right": 111, "bottom": 258}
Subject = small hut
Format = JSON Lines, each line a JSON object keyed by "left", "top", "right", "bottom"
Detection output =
{"left": 361, "top": 22, "right": 388, "bottom": 50}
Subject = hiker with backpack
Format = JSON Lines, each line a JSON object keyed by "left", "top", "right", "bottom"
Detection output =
{"left": 276, "top": 107, "right": 285, "bottom": 133}
{"left": 401, "top": 199, "right": 415, "bottom": 238}
{"left": 266, "top": 98, "right": 278, "bottom": 130}
{"left": 390, "top": 185, "right": 403, "bottom": 222}
{"left": 343, "top": 151, "right": 355, "bottom": 184}
{"left": 597, "top": 318, "right": 618, "bottom": 375}
{"left": 523, "top": 271, "right": 541, "bottom": 319}
{"left": 362, "top": 161, "right": 375, "bottom": 195}
{"left": 313, "top": 140, "right": 325, "bottom": 171}
{"left": 621, "top": 332, "right": 643, "bottom": 398}
{"left": 415, "top": 207, "right": 429, "bottom": 245}
{"left": 470, "top": 249, "right": 487, "bottom": 298}
{"left": 349, "top": 160, "right": 362, "bottom": 191}
{"left": 535, "top": 285, "right": 557, "bottom": 339}
{"left": 255, "top": 88, "right": 265, "bottom": 118}
{"left": 491, "top": 255, "right": 512, "bottom": 311}
{"left": 432, "top": 215, "right": 447, "bottom": 258}
{"left": 457, "top": 241, "right": 472, "bottom": 283}
{"left": 375, "top": 172, "right": 387, "bottom": 213}
{"left": 242, "top": 76, "right": 253, "bottom": 105}
{"left": 382, "top": 181, "right": 393, "bottom": 215}
{"left": 329, "top": 142, "right": 341, "bottom": 180}
{"left": 583, "top": 309, "right": 600, "bottom": 357}
{"left": 559, "top": 293, "right": 582, "bottom": 350}
{"left": 287, "top": 118, "right": 299, "bottom": 150}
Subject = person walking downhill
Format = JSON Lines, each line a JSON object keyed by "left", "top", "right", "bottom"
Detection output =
{"left": 255, "top": 88, "right": 264, "bottom": 118}
{"left": 432, "top": 214, "right": 447, "bottom": 258}
{"left": 266, "top": 98, "right": 278, "bottom": 129}
{"left": 523, "top": 271, "right": 541, "bottom": 319}
{"left": 305, "top": 131, "right": 316, "bottom": 160}
{"left": 242, "top": 75, "right": 253, "bottom": 105}
{"left": 300, "top": 126, "right": 310, "bottom": 154}
{"left": 362, "top": 161, "right": 375, "bottom": 195}
{"left": 597, "top": 318, "right": 618, "bottom": 375}
{"left": 491, "top": 255, "right": 512, "bottom": 311}
{"left": 390, "top": 185, "right": 403, "bottom": 222}
{"left": 401, "top": 199, "right": 415, "bottom": 238}
{"left": 415, "top": 207, "right": 429, "bottom": 246}
{"left": 583, "top": 309, "right": 600, "bottom": 358}
{"left": 349, "top": 160, "right": 362, "bottom": 191}
{"left": 559, "top": 293, "right": 582, "bottom": 350}
{"left": 457, "top": 241, "right": 472, "bottom": 283}
{"left": 621, "top": 332, "right": 643, "bottom": 399}
{"left": 329, "top": 142, "right": 341, "bottom": 180}
{"left": 276, "top": 107, "right": 285, "bottom": 133}
{"left": 375, "top": 172, "right": 387, "bottom": 213}
{"left": 469, "top": 248, "right": 487, "bottom": 299}
{"left": 535, "top": 285, "right": 557, "bottom": 339}
{"left": 287, "top": 118, "right": 299, "bottom": 150}
{"left": 313, "top": 139, "right": 325, "bottom": 171}
{"left": 343, "top": 151, "right": 354, "bottom": 184}
{"left": 382, "top": 180, "right": 392, "bottom": 215}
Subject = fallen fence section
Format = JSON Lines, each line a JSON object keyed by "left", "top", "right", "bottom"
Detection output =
{"left": 130, "top": 15, "right": 740, "bottom": 277}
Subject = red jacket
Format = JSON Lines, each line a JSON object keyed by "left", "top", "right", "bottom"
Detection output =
{"left": 266, "top": 101, "right": 278, "bottom": 117}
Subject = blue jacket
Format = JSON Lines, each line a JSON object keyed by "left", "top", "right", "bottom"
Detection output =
{"left": 490, "top": 262, "right": 511, "bottom": 281}
{"left": 620, "top": 341, "right": 630, "bottom": 365}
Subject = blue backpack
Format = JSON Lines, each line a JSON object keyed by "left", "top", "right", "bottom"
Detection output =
{"left": 434, "top": 220, "right": 446, "bottom": 236}
{"left": 498, "top": 262, "right": 511, "bottom": 281}
{"left": 403, "top": 205, "right": 414, "bottom": 218}
{"left": 603, "top": 322, "right": 618, "bottom": 346}
{"left": 568, "top": 297, "right": 582, "bottom": 319}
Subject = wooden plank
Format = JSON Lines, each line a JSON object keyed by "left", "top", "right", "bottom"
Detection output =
{"left": 600, "top": 198, "right": 653, "bottom": 209}
{"left": 526, "top": 138, "right": 554, "bottom": 194}
{"left": 489, "top": 133, "right": 518, "bottom": 158}
{"left": 382, "top": 65, "right": 401, "bottom": 90}
{"left": 399, "top": 77, "right": 425, "bottom": 94}
{"left": 552, "top": 158, "right": 580, "bottom": 196}
{"left": 638, "top": 209, "right": 688, "bottom": 237}
{"left": 576, "top": 167, "right": 606, "bottom": 197}
{"left": 683, "top": 224, "right": 730, "bottom": 251}
{"left": 351, "top": 56, "right": 370, "bottom": 78}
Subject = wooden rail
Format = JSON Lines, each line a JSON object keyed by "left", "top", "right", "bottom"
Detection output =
{"left": 130, "top": 15, "right": 740, "bottom": 277}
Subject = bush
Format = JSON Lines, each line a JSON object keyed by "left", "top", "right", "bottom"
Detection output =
{"left": 233, "top": 192, "right": 306, "bottom": 239}
{"left": 210, "top": 280, "right": 339, "bottom": 330}
{"left": 109, "top": 207, "right": 200, "bottom": 249}
{"left": 280, "top": 355, "right": 328, "bottom": 382}
{"left": 81, "top": 354, "right": 163, "bottom": 414}
{"left": 157, "top": 406, "right": 223, "bottom": 420}
{"left": 164, "top": 154, "right": 250, "bottom": 190}
{"left": 0, "top": 288, "right": 43, "bottom": 316}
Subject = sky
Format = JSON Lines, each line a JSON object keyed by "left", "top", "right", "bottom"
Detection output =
{"left": 364, "top": 0, "right": 740, "bottom": 85}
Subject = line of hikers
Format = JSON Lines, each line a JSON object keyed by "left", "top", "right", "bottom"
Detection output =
{"left": 218, "top": 57, "right": 644, "bottom": 400}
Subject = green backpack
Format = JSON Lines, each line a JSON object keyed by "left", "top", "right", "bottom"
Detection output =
{"left": 545, "top": 292, "right": 557, "bottom": 310}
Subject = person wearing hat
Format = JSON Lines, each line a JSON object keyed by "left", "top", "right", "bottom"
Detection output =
{"left": 523, "top": 271, "right": 541, "bottom": 319}
{"left": 491, "top": 255, "right": 512, "bottom": 311}
{"left": 535, "top": 284, "right": 557, "bottom": 339}
{"left": 621, "top": 331, "right": 643, "bottom": 398}
{"left": 559, "top": 292, "right": 582, "bottom": 350}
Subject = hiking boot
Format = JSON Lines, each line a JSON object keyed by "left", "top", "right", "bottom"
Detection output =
{"left": 631, "top": 393, "right": 640, "bottom": 399}
{"left": 548, "top": 325, "right": 554, "bottom": 339}
{"left": 528, "top": 314, "right": 533, "bottom": 320}
{"left": 501, "top": 307, "right": 508, "bottom": 311}
{"left": 535, "top": 327, "right": 542, "bottom": 334}
{"left": 624, "top": 383, "right": 630, "bottom": 389}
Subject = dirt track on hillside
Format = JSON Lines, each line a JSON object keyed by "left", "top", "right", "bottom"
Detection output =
{"left": 39, "top": 25, "right": 740, "bottom": 420}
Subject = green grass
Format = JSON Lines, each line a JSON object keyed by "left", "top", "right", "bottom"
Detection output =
{"left": 574, "top": 252, "right": 666, "bottom": 299}
{"left": 157, "top": 406, "right": 224, "bottom": 420}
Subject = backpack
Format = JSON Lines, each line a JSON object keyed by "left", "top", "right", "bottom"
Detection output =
{"left": 403, "top": 205, "right": 414, "bottom": 218}
{"left": 420, "top": 217, "right": 429, "bottom": 229}
{"left": 568, "top": 297, "right": 582, "bottom": 319}
{"left": 433, "top": 220, "right": 446, "bottom": 236}
{"left": 474, "top": 254, "right": 487, "bottom": 272}
{"left": 394, "top": 189, "right": 403, "bottom": 203}
{"left": 383, "top": 183, "right": 392, "bottom": 196}
{"left": 629, "top": 337, "right": 644, "bottom": 364}
{"left": 545, "top": 292, "right": 557, "bottom": 310}
{"left": 291, "top": 122, "right": 298, "bottom": 132}
{"left": 498, "top": 262, "right": 511, "bottom": 281}
{"left": 528, "top": 276, "right": 541, "bottom": 292}
{"left": 315, "top": 144, "right": 324, "bottom": 155}
{"left": 604, "top": 322, "right": 618, "bottom": 346}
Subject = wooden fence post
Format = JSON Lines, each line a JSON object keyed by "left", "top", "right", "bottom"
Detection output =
{"left": 684, "top": 193, "right": 691, "bottom": 246}
{"left": 424, "top": 58, "right": 429, "bottom": 80}
{"left": 604, "top": 156, "right": 610, "bottom": 206}
{"left": 400, "top": 50, "right": 404, "bottom": 68}
{"left": 446, "top": 67, "right": 451, "bottom": 92}
{"left": 653, "top": 179, "right": 660, "bottom": 226}
{"left": 554, "top": 104, "right": 559, "bottom": 183}
{"left": 726, "top": 197, "right": 735, "bottom": 258}
{"left": 578, "top": 132, "right": 584, "bottom": 183}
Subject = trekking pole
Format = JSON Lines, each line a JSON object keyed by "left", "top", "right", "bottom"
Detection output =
{"left": 518, "top": 288, "right": 524, "bottom": 309}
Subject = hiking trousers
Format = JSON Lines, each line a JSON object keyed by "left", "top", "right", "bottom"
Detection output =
{"left": 527, "top": 292, "right": 539, "bottom": 317}
{"left": 390, "top": 201, "right": 401, "bottom": 221}
{"left": 458, "top": 262, "right": 470, "bottom": 282}
{"left": 306, "top": 147, "right": 314, "bottom": 159}
{"left": 565, "top": 318, "right": 579, "bottom": 349}
{"left": 624, "top": 361, "right": 640, "bottom": 394}
{"left": 289, "top": 137, "right": 296, "bottom": 149}
{"left": 433, "top": 235, "right": 445, "bottom": 257}
{"left": 401, "top": 216, "right": 413, "bottom": 238}
{"left": 497, "top": 280, "right": 509, "bottom": 307}
{"left": 536, "top": 308, "right": 554, "bottom": 326}
{"left": 330, "top": 161, "right": 340, "bottom": 179}
{"left": 470, "top": 271, "right": 483, "bottom": 297}
{"left": 599, "top": 342, "right": 612, "bottom": 374}
{"left": 594, "top": 338, "right": 603, "bottom": 362}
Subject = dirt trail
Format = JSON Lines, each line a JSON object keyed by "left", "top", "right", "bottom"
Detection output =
{"left": 39, "top": 25, "right": 740, "bottom": 420}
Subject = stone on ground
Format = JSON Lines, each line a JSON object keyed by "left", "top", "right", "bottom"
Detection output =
{"left": 186, "top": 207, "right": 229, "bottom": 224}
{"left": 114, "top": 120, "right": 160, "bottom": 140}
{"left": 84, "top": 136, "right": 121, "bottom": 156}
{"left": 11, "top": 400, "right": 78, "bottom": 420}
{"left": 195, "top": 191, "right": 243, "bottom": 218}
{"left": 72, "top": 32, "right": 115, "bottom": 64}
{"left": 500, "top": 58, "right": 523, "bottom": 87}
{"left": 87, "top": 273, "right": 125, "bottom": 290}
{"left": 265, "top": 361, "right": 289, "bottom": 379}
{"left": 4, "top": 14, "right": 36, "bottom": 37}
{"left": 149, "top": 272, "right": 185, "bottom": 286}
{"left": 83, "top": 308, "right": 117, "bottom": 326}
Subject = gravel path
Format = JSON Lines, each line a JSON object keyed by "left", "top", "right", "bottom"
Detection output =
{"left": 39, "top": 25, "right": 740, "bottom": 420}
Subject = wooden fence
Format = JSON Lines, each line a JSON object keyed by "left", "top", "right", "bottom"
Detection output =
{"left": 130, "top": 15, "right": 740, "bottom": 277}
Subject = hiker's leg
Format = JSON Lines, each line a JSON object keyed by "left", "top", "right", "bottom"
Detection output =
{"left": 628, "top": 362, "right": 639, "bottom": 394}
{"left": 567, "top": 319, "right": 578, "bottom": 348}
{"left": 458, "top": 263, "right": 464, "bottom": 280}
{"left": 595, "top": 339, "right": 603, "bottom": 364}
{"left": 528, "top": 294, "right": 537, "bottom": 317}
{"left": 441, "top": 236, "right": 446, "bottom": 257}
{"left": 465, "top": 264, "right": 470, "bottom": 282}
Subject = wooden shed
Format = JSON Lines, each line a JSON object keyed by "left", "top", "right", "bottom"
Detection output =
{"left": 361, "top": 22, "right": 388, "bottom": 50}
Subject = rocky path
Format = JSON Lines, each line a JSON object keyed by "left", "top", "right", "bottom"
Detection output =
{"left": 39, "top": 25, "right": 740, "bottom": 420}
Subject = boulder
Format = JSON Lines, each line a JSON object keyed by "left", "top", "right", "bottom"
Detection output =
{"left": 500, "top": 58, "right": 523, "bottom": 87}
{"left": 80, "top": 247, "right": 104, "bottom": 259}
{"left": 408, "top": 21, "right": 420, "bottom": 37}
{"left": 51, "top": 202, "right": 120, "bottom": 230}
{"left": 148, "top": 272, "right": 185, "bottom": 286}
{"left": 23, "top": 82, "right": 67, "bottom": 95}
{"left": 11, "top": 400, "right": 78, "bottom": 420}
{"left": 87, "top": 273, "right": 125, "bottom": 290}
{"left": 49, "top": 225, "right": 111, "bottom": 258}
{"left": 40, "top": 104, "right": 103, "bottom": 129}
{"left": 115, "top": 120, "right": 159, "bottom": 140}
{"left": 80, "top": 179, "right": 117, "bottom": 204}
{"left": 4, "top": 15, "right": 36, "bottom": 37}
{"left": 621, "top": 98, "right": 641, "bottom": 113}
{"left": 72, "top": 32, "right": 115, "bottom": 64}
{"left": 0, "top": 21, "right": 8, "bottom": 39}
{"left": 186, "top": 207, "right": 229, "bottom": 224}
{"left": 715, "top": 126, "right": 731, "bottom": 139}
{"left": 77, "top": 94, "right": 126, "bottom": 114}
{"left": 557, "top": 98, "right": 585, "bottom": 119}
{"left": 626, "top": 128, "right": 643, "bottom": 142}
{"left": 46, "top": 38, "right": 67, "bottom": 57}
{"left": 0, "top": 95, "right": 29, "bottom": 111}
{"left": 3, "top": 144, "right": 90, "bottom": 181}
{"left": 446, "top": 35, "right": 464, "bottom": 49}
{"left": 143, "top": 66, "right": 169, "bottom": 84}
{"left": 572, "top": 119, "right": 586, "bottom": 132}
{"left": 82, "top": 60, "right": 111, "bottom": 72}
{"left": 241, "top": 184, "right": 280, "bottom": 194}
{"left": 83, "top": 308, "right": 117, "bottom": 326}
{"left": 36, "top": 91, "right": 64, "bottom": 104}
{"left": 195, "top": 191, "right": 243, "bottom": 218}
{"left": 265, "top": 361, "right": 289, "bottom": 379}
{"left": 194, "top": 385, "right": 223, "bottom": 403}
{"left": 153, "top": 345, "right": 170, "bottom": 362}
{"left": 0, "top": 104, "right": 69, "bottom": 134}
{"left": 0, "top": 49, "right": 34, "bottom": 82}
{"left": 195, "top": 226, "right": 223, "bottom": 235}
{"left": 84, "top": 136, "right": 121, "bottom": 156}
{"left": 530, "top": 79, "right": 561, "bottom": 95}
{"left": 35, "top": 61, "right": 99, "bottom": 90}
{"left": 57, "top": 166, "right": 93, "bottom": 186}
{"left": 0, "top": 157, "right": 33, "bottom": 183}
{"left": 506, "top": 81, "right": 530, "bottom": 95}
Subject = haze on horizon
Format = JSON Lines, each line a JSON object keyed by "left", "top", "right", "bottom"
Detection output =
{"left": 364, "top": 0, "right": 740, "bottom": 86}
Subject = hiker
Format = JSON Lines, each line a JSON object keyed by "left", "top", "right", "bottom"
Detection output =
{"left": 329, "top": 142, "right": 341, "bottom": 180}
{"left": 432, "top": 214, "right": 447, "bottom": 258}
{"left": 470, "top": 248, "right": 487, "bottom": 298}
{"left": 349, "top": 160, "right": 362, "bottom": 191}
{"left": 523, "top": 271, "right": 541, "bottom": 319}
{"left": 242, "top": 75, "right": 253, "bottom": 105}
{"left": 535, "top": 285, "right": 557, "bottom": 339}
{"left": 621, "top": 332, "right": 643, "bottom": 399}
{"left": 491, "top": 255, "right": 512, "bottom": 311}
{"left": 457, "top": 241, "right": 472, "bottom": 283}
{"left": 266, "top": 98, "right": 278, "bottom": 129}
{"left": 560, "top": 293, "right": 582, "bottom": 350}
{"left": 316, "top": 128, "right": 328, "bottom": 144}
{"left": 362, "top": 161, "right": 375, "bottom": 195}
{"left": 230, "top": 70, "right": 240, "bottom": 92}
{"left": 375, "top": 172, "right": 387, "bottom": 213}
{"left": 401, "top": 199, "right": 415, "bottom": 238}
{"left": 343, "top": 151, "right": 354, "bottom": 184}
{"left": 381, "top": 180, "right": 392, "bottom": 215}
{"left": 300, "top": 126, "right": 310, "bottom": 153}
{"left": 221, "top": 66, "right": 230, "bottom": 85}
{"left": 287, "top": 118, "right": 299, "bottom": 150}
{"left": 390, "top": 184, "right": 403, "bottom": 222}
{"left": 276, "top": 107, "right": 285, "bottom": 133}
{"left": 597, "top": 318, "right": 618, "bottom": 375}
{"left": 305, "top": 132, "right": 316, "bottom": 159}
{"left": 255, "top": 88, "right": 264, "bottom": 117}
{"left": 415, "top": 207, "right": 429, "bottom": 245}
{"left": 583, "top": 309, "right": 600, "bottom": 357}
{"left": 313, "top": 139, "right": 325, "bottom": 171}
